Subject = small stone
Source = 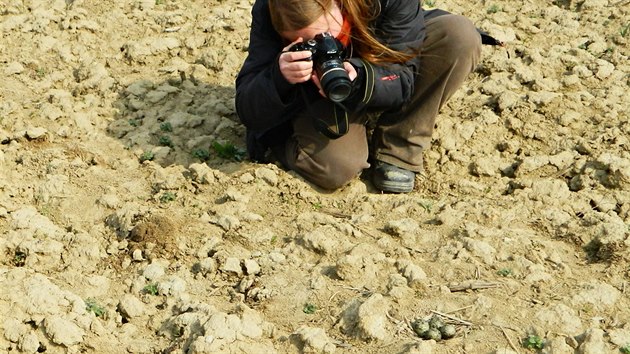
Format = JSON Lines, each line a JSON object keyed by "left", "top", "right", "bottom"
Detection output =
{"left": 5, "top": 62, "right": 25, "bottom": 75}
{"left": 216, "top": 215, "right": 240, "bottom": 231}
{"left": 577, "top": 328, "right": 609, "bottom": 353}
{"left": 239, "top": 173, "right": 255, "bottom": 183}
{"left": 26, "top": 127, "right": 48, "bottom": 140}
{"left": 255, "top": 167, "right": 278, "bottom": 186}
{"left": 18, "top": 332, "right": 40, "bottom": 353}
{"left": 294, "top": 326, "right": 336, "bottom": 354}
{"left": 384, "top": 218, "right": 419, "bottom": 237}
{"left": 199, "top": 257, "right": 217, "bottom": 275}
{"left": 44, "top": 316, "right": 84, "bottom": 346}
{"left": 118, "top": 294, "right": 146, "bottom": 319}
{"left": 269, "top": 252, "right": 286, "bottom": 263}
{"left": 132, "top": 249, "right": 143, "bottom": 261}
{"left": 143, "top": 262, "right": 165, "bottom": 280}
{"left": 220, "top": 257, "right": 243, "bottom": 276}
{"left": 244, "top": 259, "right": 261, "bottom": 275}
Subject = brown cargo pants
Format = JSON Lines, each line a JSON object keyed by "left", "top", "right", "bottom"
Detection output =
{"left": 276, "top": 14, "right": 482, "bottom": 190}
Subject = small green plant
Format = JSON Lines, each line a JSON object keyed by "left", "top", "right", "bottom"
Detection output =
{"left": 621, "top": 23, "right": 629, "bottom": 37}
{"left": 36, "top": 68, "right": 46, "bottom": 78}
{"left": 620, "top": 344, "right": 630, "bottom": 354}
{"left": 418, "top": 200, "right": 432, "bottom": 212}
{"left": 424, "top": 0, "right": 436, "bottom": 7}
{"left": 159, "top": 135, "right": 174, "bottom": 147}
{"left": 522, "top": 334, "right": 544, "bottom": 350}
{"left": 85, "top": 298, "right": 106, "bottom": 317}
{"left": 270, "top": 235, "right": 278, "bottom": 245}
{"left": 192, "top": 148, "right": 210, "bottom": 161}
{"left": 139, "top": 151, "right": 154, "bottom": 162}
{"left": 128, "top": 119, "right": 139, "bottom": 127}
{"left": 303, "top": 303, "right": 317, "bottom": 314}
{"left": 312, "top": 202, "right": 323, "bottom": 210}
{"left": 13, "top": 251, "right": 26, "bottom": 267}
{"left": 143, "top": 283, "right": 159, "bottom": 296}
{"left": 159, "top": 122, "right": 173, "bottom": 132}
{"left": 159, "top": 192, "right": 176, "bottom": 203}
{"left": 155, "top": 0, "right": 164, "bottom": 5}
{"left": 497, "top": 268, "right": 512, "bottom": 277}
{"left": 487, "top": 4, "right": 501, "bottom": 13}
{"left": 211, "top": 141, "right": 245, "bottom": 161}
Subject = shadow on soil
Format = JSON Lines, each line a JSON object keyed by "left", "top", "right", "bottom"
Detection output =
{"left": 107, "top": 76, "right": 248, "bottom": 173}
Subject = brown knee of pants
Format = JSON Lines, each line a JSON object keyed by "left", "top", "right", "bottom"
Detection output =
{"left": 372, "top": 14, "right": 482, "bottom": 172}
{"left": 279, "top": 101, "right": 370, "bottom": 190}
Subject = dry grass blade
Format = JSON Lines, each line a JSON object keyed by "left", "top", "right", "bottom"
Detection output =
{"left": 498, "top": 325, "right": 521, "bottom": 354}
{"left": 430, "top": 310, "right": 473, "bottom": 326}
{"left": 448, "top": 280, "right": 501, "bottom": 292}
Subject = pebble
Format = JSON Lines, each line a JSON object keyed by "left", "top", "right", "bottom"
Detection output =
{"left": 577, "top": 328, "right": 608, "bottom": 353}
{"left": 255, "top": 167, "right": 278, "bottom": 186}
{"left": 384, "top": 218, "right": 419, "bottom": 237}
{"left": 294, "top": 326, "right": 336, "bottom": 354}
{"left": 243, "top": 259, "right": 261, "bottom": 275}
{"left": 118, "top": 294, "right": 146, "bottom": 319}
{"left": 5, "top": 62, "right": 25, "bottom": 75}
{"left": 26, "top": 127, "right": 48, "bottom": 140}
{"left": 220, "top": 257, "right": 243, "bottom": 276}
{"left": 44, "top": 316, "right": 85, "bottom": 346}
{"left": 143, "top": 262, "right": 165, "bottom": 280}
{"left": 18, "top": 332, "right": 40, "bottom": 353}
{"left": 269, "top": 252, "right": 286, "bottom": 263}
{"left": 132, "top": 249, "right": 144, "bottom": 261}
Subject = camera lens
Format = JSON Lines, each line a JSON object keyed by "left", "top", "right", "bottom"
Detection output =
{"left": 318, "top": 60, "right": 352, "bottom": 102}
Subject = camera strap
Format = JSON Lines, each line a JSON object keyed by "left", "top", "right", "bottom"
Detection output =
{"left": 298, "top": 58, "right": 375, "bottom": 140}
{"left": 299, "top": 87, "right": 349, "bottom": 140}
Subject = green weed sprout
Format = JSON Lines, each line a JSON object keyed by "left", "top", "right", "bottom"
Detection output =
{"left": 159, "top": 122, "right": 173, "bottom": 132}
{"left": 143, "top": 283, "right": 159, "bottom": 296}
{"left": 621, "top": 344, "right": 630, "bottom": 354}
{"left": 522, "top": 334, "right": 544, "bottom": 350}
{"left": 85, "top": 298, "right": 106, "bottom": 317}
{"left": 159, "top": 135, "right": 174, "bottom": 147}
{"left": 211, "top": 141, "right": 245, "bottom": 161}
{"left": 139, "top": 151, "right": 154, "bottom": 162}
{"left": 159, "top": 192, "right": 176, "bottom": 203}
{"left": 497, "top": 268, "right": 512, "bottom": 277}
{"left": 487, "top": 4, "right": 501, "bottom": 13}
{"left": 303, "top": 303, "right": 317, "bottom": 314}
{"left": 192, "top": 148, "right": 210, "bottom": 161}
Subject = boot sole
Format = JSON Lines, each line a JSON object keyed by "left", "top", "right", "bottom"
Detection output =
{"left": 373, "top": 179, "right": 414, "bottom": 193}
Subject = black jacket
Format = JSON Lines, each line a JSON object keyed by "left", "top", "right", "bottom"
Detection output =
{"left": 234, "top": 0, "right": 498, "bottom": 160}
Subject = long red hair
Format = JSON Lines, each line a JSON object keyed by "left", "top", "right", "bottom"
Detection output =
{"left": 268, "top": 0, "right": 416, "bottom": 64}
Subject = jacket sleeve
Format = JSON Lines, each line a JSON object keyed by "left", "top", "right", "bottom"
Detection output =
{"left": 235, "top": 0, "right": 299, "bottom": 132}
{"left": 350, "top": 0, "right": 426, "bottom": 111}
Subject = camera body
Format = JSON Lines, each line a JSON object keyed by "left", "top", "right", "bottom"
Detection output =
{"left": 289, "top": 32, "right": 352, "bottom": 103}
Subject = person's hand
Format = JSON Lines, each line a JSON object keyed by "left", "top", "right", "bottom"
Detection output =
{"left": 311, "top": 61, "right": 358, "bottom": 98}
{"left": 279, "top": 38, "right": 313, "bottom": 84}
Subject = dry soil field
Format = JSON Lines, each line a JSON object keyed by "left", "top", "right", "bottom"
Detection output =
{"left": 1, "top": 0, "right": 629, "bottom": 353}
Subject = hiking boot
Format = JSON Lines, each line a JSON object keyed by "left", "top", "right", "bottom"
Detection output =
{"left": 372, "top": 161, "right": 415, "bottom": 193}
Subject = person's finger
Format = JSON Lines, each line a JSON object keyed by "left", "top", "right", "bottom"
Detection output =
{"left": 282, "top": 37, "right": 304, "bottom": 52}
{"left": 343, "top": 62, "right": 357, "bottom": 81}
{"left": 311, "top": 73, "right": 325, "bottom": 97}
{"left": 280, "top": 50, "right": 312, "bottom": 63}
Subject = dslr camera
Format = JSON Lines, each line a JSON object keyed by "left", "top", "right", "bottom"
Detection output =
{"left": 288, "top": 32, "right": 352, "bottom": 103}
